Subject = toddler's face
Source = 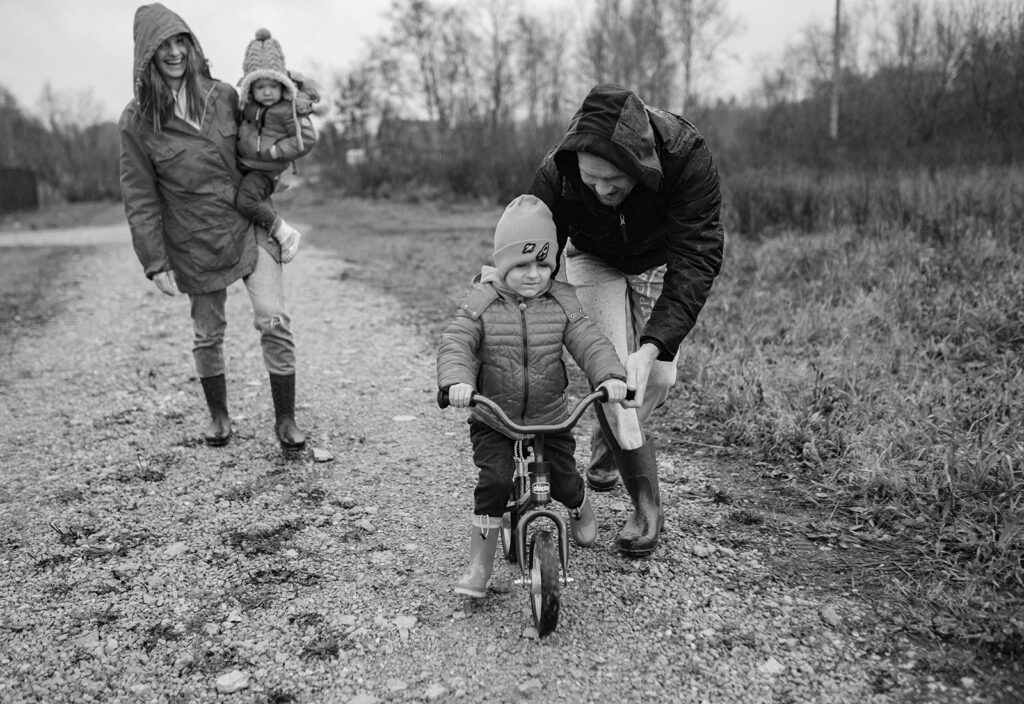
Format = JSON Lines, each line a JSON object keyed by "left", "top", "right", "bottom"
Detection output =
{"left": 252, "top": 79, "right": 283, "bottom": 107}
{"left": 505, "top": 261, "right": 553, "bottom": 299}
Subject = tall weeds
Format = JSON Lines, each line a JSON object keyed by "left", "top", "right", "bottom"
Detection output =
{"left": 677, "top": 167, "right": 1023, "bottom": 653}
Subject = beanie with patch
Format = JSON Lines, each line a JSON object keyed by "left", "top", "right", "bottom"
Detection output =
{"left": 493, "top": 195, "right": 558, "bottom": 280}
{"left": 237, "top": 28, "right": 297, "bottom": 109}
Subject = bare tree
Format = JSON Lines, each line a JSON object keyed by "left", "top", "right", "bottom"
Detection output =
{"left": 670, "top": 0, "right": 740, "bottom": 112}
{"left": 581, "top": 0, "right": 675, "bottom": 107}
{"left": 475, "top": 0, "right": 517, "bottom": 131}
{"left": 383, "top": 0, "right": 477, "bottom": 130}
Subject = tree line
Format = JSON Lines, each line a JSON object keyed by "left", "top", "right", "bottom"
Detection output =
{"left": 2, "top": 0, "right": 1022, "bottom": 211}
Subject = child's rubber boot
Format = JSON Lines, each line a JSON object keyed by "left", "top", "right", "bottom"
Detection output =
{"left": 569, "top": 489, "right": 597, "bottom": 547}
{"left": 453, "top": 515, "right": 501, "bottom": 598}
{"left": 200, "top": 374, "right": 232, "bottom": 447}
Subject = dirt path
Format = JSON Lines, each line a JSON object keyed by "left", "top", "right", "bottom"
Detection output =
{"left": 0, "top": 225, "right": 1011, "bottom": 703}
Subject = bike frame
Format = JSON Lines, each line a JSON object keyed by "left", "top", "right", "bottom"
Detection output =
{"left": 437, "top": 387, "right": 612, "bottom": 587}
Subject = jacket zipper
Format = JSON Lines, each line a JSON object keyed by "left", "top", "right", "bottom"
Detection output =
{"left": 618, "top": 212, "right": 630, "bottom": 245}
{"left": 519, "top": 302, "right": 529, "bottom": 421}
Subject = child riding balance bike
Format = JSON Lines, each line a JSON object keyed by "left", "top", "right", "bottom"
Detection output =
{"left": 436, "top": 194, "right": 630, "bottom": 635}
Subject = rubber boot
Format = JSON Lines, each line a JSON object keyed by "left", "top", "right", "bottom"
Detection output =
{"left": 585, "top": 429, "right": 619, "bottom": 492}
{"left": 615, "top": 442, "right": 664, "bottom": 556}
{"left": 453, "top": 515, "right": 500, "bottom": 598}
{"left": 199, "top": 374, "right": 231, "bottom": 447}
{"left": 568, "top": 489, "right": 598, "bottom": 547}
{"left": 595, "top": 406, "right": 663, "bottom": 556}
{"left": 268, "top": 373, "right": 306, "bottom": 451}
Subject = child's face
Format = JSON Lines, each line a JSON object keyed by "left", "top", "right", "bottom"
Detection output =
{"left": 252, "top": 79, "right": 283, "bottom": 107}
{"left": 505, "top": 261, "right": 553, "bottom": 299}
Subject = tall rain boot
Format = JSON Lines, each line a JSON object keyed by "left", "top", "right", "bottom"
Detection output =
{"left": 615, "top": 442, "right": 664, "bottom": 556}
{"left": 268, "top": 373, "right": 306, "bottom": 451}
{"left": 595, "top": 406, "right": 664, "bottom": 556}
{"left": 453, "top": 515, "right": 501, "bottom": 598}
{"left": 200, "top": 374, "right": 232, "bottom": 447}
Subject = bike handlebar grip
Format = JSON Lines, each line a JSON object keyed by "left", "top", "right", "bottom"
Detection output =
{"left": 437, "top": 388, "right": 478, "bottom": 409}
{"left": 626, "top": 388, "right": 636, "bottom": 401}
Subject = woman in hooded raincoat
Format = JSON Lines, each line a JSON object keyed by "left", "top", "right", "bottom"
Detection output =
{"left": 118, "top": 3, "right": 305, "bottom": 452}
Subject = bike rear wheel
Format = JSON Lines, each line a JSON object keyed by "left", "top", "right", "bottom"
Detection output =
{"left": 529, "top": 530, "right": 560, "bottom": 636}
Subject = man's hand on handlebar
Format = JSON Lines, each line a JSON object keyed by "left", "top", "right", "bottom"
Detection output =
{"left": 447, "top": 383, "right": 476, "bottom": 408}
{"left": 624, "top": 342, "right": 661, "bottom": 408}
{"left": 599, "top": 379, "right": 629, "bottom": 405}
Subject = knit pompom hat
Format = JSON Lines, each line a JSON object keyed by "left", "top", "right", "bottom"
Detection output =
{"left": 493, "top": 195, "right": 558, "bottom": 280}
{"left": 237, "top": 28, "right": 297, "bottom": 109}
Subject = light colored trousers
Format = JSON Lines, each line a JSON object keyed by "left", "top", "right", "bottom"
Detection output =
{"left": 564, "top": 246, "right": 678, "bottom": 456}
{"left": 189, "top": 244, "right": 295, "bottom": 378}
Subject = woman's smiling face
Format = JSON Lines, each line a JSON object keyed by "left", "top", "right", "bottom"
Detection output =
{"left": 155, "top": 34, "right": 189, "bottom": 89}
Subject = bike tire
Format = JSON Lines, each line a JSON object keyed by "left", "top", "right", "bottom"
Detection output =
{"left": 500, "top": 510, "right": 518, "bottom": 563}
{"left": 529, "top": 530, "right": 561, "bottom": 636}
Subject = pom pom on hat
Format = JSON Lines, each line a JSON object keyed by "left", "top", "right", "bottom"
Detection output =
{"left": 493, "top": 195, "right": 558, "bottom": 279}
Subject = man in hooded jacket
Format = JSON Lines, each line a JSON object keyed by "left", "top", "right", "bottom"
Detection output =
{"left": 530, "top": 83, "right": 724, "bottom": 556}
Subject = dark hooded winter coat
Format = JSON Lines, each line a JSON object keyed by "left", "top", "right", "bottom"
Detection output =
{"left": 529, "top": 83, "right": 724, "bottom": 360}
{"left": 118, "top": 3, "right": 258, "bottom": 295}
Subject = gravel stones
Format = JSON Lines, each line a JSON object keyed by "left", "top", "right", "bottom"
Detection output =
{"left": 0, "top": 229, "right": 1011, "bottom": 703}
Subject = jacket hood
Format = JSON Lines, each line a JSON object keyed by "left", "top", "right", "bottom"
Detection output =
{"left": 553, "top": 83, "right": 663, "bottom": 192}
{"left": 477, "top": 265, "right": 553, "bottom": 300}
{"left": 132, "top": 3, "right": 208, "bottom": 101}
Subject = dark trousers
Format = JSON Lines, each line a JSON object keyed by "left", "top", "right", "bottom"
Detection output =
{"left": 469, "top": 420, "right": 585, "bottom": 517}
{"left": 236, "top": 170, "right": 279, "bottom": 232}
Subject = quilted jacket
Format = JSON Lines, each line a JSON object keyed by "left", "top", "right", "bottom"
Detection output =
{"left": 437, "top": 268, "right": 625, "bottom": 437}
{"left": 237, "top": 99, "right": 317, "bottom": 174}
{"left": 529, "top": 83, "right": 724, "bottom": 360}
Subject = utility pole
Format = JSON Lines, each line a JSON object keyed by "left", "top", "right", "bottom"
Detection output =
{"left": 830, "top": 0, "right": 841, "bottom": 142}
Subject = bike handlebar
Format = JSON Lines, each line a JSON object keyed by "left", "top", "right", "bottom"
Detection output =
{"left": 437, "top": 386, "right": 634, "bottom": 436}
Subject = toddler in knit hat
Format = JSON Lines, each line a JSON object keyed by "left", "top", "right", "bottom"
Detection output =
{"left": 234, "top": 28, "right": 320, "bottom": 264}
{"left": 436, "top": 194, "right": 628, "bottom": 599}
{"left": 491, "top": 194, "right": 559, "bottom": 295}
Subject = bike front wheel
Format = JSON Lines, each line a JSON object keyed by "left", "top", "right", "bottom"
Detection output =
{"left": 529, "top": 530, "right": 561, "bottom": 636}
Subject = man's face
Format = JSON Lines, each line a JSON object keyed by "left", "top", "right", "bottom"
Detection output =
{"left": 577, "top": 152, "right": 637, "bottom": 207}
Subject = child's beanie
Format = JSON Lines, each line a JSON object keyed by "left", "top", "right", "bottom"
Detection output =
{"left": 237, "top": 28, "right": 297, "bottom": 109}
{"left": 493, "top": 195, "right": 558, "bottom": 280}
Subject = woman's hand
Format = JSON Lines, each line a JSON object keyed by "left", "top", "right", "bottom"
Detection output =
{"left": 447, "top": 383, "right": 475, "bottom": 408}
{"left": 599, "top": 378, "right": 628, "bottom": 404}
{"left": 153, "top": 270, "right": 178, "bottom": 296}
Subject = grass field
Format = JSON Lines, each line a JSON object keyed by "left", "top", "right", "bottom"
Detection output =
{"left": 2, "top": 183, "right": 1021, "bottom": 658}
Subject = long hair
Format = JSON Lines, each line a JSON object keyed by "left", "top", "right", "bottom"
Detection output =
{"left": 138, "top": 34, "right": 211, "bottom": 131}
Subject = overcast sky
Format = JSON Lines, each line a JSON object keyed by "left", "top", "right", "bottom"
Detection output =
{"left": 0, "top": 0, "right": 835, "bottom": 122}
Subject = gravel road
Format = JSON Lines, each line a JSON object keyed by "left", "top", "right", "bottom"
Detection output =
{"left": 0, "top": 223, "right": 1011, "bottom": 703}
